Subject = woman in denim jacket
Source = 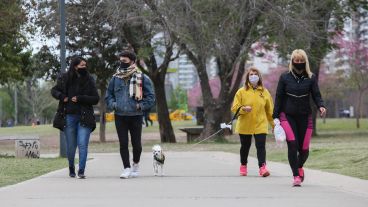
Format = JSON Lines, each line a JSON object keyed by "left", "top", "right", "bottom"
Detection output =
{"left": 105, "top": 51, "right": 155, "bottom": 179}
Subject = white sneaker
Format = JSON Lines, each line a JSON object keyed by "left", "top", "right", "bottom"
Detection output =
{"left": 131, "top": 163, "right": 139, "bottom": 177}
{"left": 120, "top": 168, "right": 131, "bottom": 179}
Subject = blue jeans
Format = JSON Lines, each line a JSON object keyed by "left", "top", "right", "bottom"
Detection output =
{"left": 65, "top": 114, "right": 92, "bottom": 171}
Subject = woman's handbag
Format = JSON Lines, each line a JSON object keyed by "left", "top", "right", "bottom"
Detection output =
{"left": 53, "top": 104, "right": 66, "bottom": 131}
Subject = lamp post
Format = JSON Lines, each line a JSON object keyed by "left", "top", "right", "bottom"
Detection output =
{"left": 14, "top": 86, "right": 18, "bottom": 126}
{"left": 59, "top": 0, "right": 67, "bottom": 157}
{"left": 0, "top": 97, "right": 2, "bottom": 127}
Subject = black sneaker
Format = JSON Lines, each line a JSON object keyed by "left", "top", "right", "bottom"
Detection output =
{"left": 69, "top": 166, "right": 76, "bottom": 178}
{"left": 77, "top": 169, "right": 86, "bottom": 179}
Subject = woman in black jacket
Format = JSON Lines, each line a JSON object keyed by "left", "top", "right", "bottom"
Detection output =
{"left": 273, "top": 49, "right": 326, "bottom": 187}
{"left": 51, "top": 57, "right": 99, "bottom": 179}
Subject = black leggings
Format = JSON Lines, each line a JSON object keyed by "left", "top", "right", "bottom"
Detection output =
{"left": 115, "top": 115, "right": 143, "bottom": 169}
{"left": 280, "top": 112, "right": 313, "bottom": 176}
{"left": 239, "top": 134, "right": 267, "bottom": 168}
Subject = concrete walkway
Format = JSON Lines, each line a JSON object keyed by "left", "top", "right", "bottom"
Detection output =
{"left": 1, "top": 152, "right": 368, "bottom": 207}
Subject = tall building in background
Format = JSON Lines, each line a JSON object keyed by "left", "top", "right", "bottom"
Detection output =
{"left": 166, "top": 54, "right": 218, "bottom": 91}
{"left": 177, "top": 54, "right": 198, "bottom": 90}
{"left": 325, "top": 17, "right": 354, "bottom": 73}
{"left": 357, "top": 7, "right": 368, "bottom": 44}
{"left": 324, "top": 8, "right": 368, "bottom": 73}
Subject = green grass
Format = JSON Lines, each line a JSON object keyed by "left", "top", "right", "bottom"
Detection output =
{"left": 317, "top": 118, "right": 368, "bottom": 131}
{"left": 0, "top": 156, "right": 67, "bottom": 187}
{"left": 0, "top": 120, "right": 196, "bottom": 138}
{"left": 0, "top": 124, "right": 56, "bottom": 138}
{"left": 304, "top": 135, "right": 368, "bottom": 179}
{"left": 0, "top": 118, "right": 365, "bottom": 137}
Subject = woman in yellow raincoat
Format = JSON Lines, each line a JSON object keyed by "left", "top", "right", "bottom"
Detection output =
{"left": 231, "top": 66, "right": 274, "bottom": 177}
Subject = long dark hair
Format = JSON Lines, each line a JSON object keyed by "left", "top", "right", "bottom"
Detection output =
{"left": 67, "top": 56, "right": 87, "bottom": 80}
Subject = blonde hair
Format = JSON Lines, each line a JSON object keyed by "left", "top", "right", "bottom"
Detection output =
{"left": 244, "top": 66, "right": 264, "bottom": 91}
{"left": 289, "top": 49, "right": 313, "bottom": 78}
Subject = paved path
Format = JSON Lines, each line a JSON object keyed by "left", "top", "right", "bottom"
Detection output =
{"left": 1, "top": 152, "right": 368, "bottom": 207}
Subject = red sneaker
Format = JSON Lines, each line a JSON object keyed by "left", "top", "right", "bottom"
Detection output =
{"left": 298, "top": 168, "right": 304, "bottom": 182}
{"left": 240, "top": 165, "right": 247, "bottom": 176}
{"left": 259, "top": 164, "right": 270, "bottom": 177}
{"left": 293, "top": 176, "right": 302, "bottom": 187}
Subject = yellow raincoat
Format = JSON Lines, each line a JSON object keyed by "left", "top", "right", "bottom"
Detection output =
{"left": 231, "top": 85, "right": 274, "bottom": 134}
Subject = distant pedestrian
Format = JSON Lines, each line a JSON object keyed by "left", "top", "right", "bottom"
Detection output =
{"left": 143, "top": 108, "right": 153, "bottom": 127}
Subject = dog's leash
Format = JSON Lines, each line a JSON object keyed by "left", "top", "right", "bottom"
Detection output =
{"left": 189, "top": 106, "right": 243, "bottom": 147}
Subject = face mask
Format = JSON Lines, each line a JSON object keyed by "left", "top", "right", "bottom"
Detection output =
{"left": 77, "top": 67, "right": 87, "bottom": 76}
{"left": 249, "top": 74, "right": 259, "bottom": 85}
{"left": 120, "top": 61, "right": 131, "bottom": 70}
{"left": 293, "top": 62, "right": 306, "bottom": 71}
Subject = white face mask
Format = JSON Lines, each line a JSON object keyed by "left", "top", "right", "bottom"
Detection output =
{"left": 249, "top": 74, "right": 259, "bottom": 85}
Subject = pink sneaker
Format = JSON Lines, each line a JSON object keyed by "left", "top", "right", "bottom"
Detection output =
{"left": 293, "top": 176, "right": 302, "bottom": 187}
{"left": 259, "top": 164, "right": 270, "bottom": 177}
{"left": 240, "top": 165, "right": 247, "bottom": 176}
{"left": 298, "top": 168, "right": 304, "bottom": 182}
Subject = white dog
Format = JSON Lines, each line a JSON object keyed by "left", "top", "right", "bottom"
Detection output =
{"left": 152, "top": 144, "right": 165, "bottom": 176}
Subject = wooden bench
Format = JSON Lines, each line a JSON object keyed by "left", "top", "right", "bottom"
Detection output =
{"left": 0, "top": 137, "right": 40, "bottom": 158}
{"left": 179, "top": 127, "right": 204, "bottom": 143}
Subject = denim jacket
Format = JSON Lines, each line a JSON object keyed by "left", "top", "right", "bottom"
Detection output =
{"left": 105, "top": 75, "right": 155, "bottom": 116}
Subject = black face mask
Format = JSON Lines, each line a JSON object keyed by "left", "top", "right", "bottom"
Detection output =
{"left": 120, "top": 61, "right": 131, "bottom": 70}
{"left": 293, "top": 62, "right": 306, "bottom": 71}
{"left": 77, "top": 67, "right": 88, "bottom": 76}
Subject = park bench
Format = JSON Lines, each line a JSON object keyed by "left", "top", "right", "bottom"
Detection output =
{"left": 179, "top": 127, "right": 204, "bottom": 143}
{"left": 0, "top": 136, "right": 40, "bottom": 158}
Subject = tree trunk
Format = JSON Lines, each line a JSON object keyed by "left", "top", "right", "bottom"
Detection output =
{"left": 153, "top": 77, "right": 176, "bottom": 143}
{"left": 202, "top": 102, "right": 232, "bottom": 140}
{"left": 308, "top": 8, "right": 332, "bottom": 136}
{"left": 185, "top": 50, "right": 245, "bottom": 140}
{"left": 334, "top": 100, "right": 339, "bottom": 118}
{"left": 309, "top": 59, "right": 321, "bottom": 137}
{"left": 356, "top": 91, "right": 362, "bottom": 129}
{"left": 26, "top": 79, "right": 36, "bottom": 124}
{"left": 98, "top": 84, "right": 107, "bottom": 142}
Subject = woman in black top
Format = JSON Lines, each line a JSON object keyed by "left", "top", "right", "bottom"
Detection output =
{"left": 273, "top": 49, "right": 326, "bottom": 186}
{"left": 51, "top": 57, "right": 99, "bottom": 179}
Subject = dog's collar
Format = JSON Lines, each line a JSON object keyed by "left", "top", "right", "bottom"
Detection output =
{"left": 154, "top": 154, "right": 165, "bottom": 164}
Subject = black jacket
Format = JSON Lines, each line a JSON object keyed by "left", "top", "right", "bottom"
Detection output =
{"left": 273, "top": 71, "right": 324, "bottom": 119}
{"left": 51, "top": 72, "right": 100, "bottom": 131}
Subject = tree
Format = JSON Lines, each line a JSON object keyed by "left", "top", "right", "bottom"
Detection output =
{"left": 335, "top": 34, "right": 368, "bottom": 128}
{"left": 169, "top": 86, "right": 188, "bottom": 111}
{"left": 302, "top": 1, "right": 368, "bottom": 131}
{"left": 318, "top": 69, "right": 346, "bottom": 120}
{"left": 0, "top": 90, "right": 15, "bottom": 126}
{"left": 187, "top": 77, "right": 221, "bottom": 110}
{"left": 145, "top": 0, "right": 284, "bottom": 138}
{"left": 0, "top": 0, "right": 28, "bottom": 84}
